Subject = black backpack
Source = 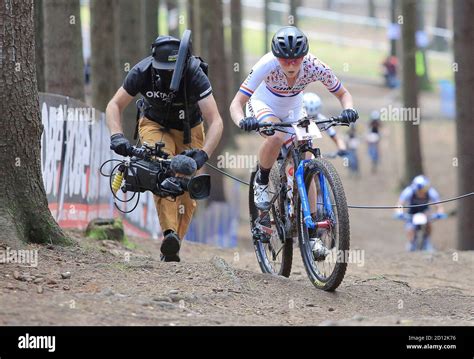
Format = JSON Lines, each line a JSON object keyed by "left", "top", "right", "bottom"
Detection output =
{"left": 188, "top": 55, "right": 209, "bottom": 77}
{"left": 133, "top": 55, "right": 209, "bottom": 143}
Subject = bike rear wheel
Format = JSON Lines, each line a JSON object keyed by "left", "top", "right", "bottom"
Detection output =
{"left": 296, "top": 157, "right": 350, "bottom": 291}
{"left": 249, "top": 164, "right": 293, "bottom": 277}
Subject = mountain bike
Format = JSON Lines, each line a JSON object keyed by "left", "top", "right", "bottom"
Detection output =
{"left": 248, "top": 115, "right": 353, "bottom": 291}
{"left": 394, "top": 212, "right": 448, "bottom": 252}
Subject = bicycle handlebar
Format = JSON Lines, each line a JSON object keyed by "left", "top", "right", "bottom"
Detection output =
{"left": 394, "top": 212, "right": 448, "bottom": 221}
{"left": 257, "top": 115, "right": 348, "bottom": 131}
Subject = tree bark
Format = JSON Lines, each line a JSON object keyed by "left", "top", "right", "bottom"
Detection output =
{"left": 0, "top": 0, "right": 68, "bottom": 247}
{"left": 141, "top": 0, "right": 159, "bottom": 49}
{"left": 389, "top": 0, "right": 398, "bottom": 57}
{"left": 416, "top": 0, "right": 431, "bottom": 91}
{"left": 401, "top": 0, "right": 424, "bottom": 185}
{"left": 187, "top": 0, "right": 194, "bottom": 33}
{"left": 432, "top": 0, "right": 449, "bottom": 51}
{"left": 43, "top": 0, "right": 85, "bottom": 101}
{"left": 114, "top": 0, "right": 145, "bottom": 140}
{"left": 34, "top": 0, "right": 45, "bottom": 92}
{"left": 453, "top": 0, "right": 474, "bottom": 250}
{"left": 90, "top": 0, "right": 119, "bottom": 112}
{"left": 166, "top": 0, "right": 180, "bottom": 38}
{"left": 231, "top": 0, "right": 243, "bottom": 92}
{"left": 289, "top": 0, "right": 301, "bottom": 27}
{"left": 200, "top": 0, "right": 229, "bottom": 202}
{"left": 264, "top": 0, "right": 270, "bottom": 54}
{"left": 326, "top": 0, "right": 335, "bottom": 10}
{"left": 368, "top": 0, "right": 376, "bottom": 18}
{"left": 189, "top": 0, "right": 201, "bottom": 54}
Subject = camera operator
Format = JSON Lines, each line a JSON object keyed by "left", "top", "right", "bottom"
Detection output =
{"left": 106, "top": 34, "right": 223, "bottom": 262}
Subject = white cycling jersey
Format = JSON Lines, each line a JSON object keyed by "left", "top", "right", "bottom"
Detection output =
{"left": 240, "top": 52, "right": 342, "bottom": 123}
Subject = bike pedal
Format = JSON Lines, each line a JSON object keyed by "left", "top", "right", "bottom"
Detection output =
{"left": 252, "top": 231, "right": 271, "bottom": 244}
{"left": 255, "top": 222, "right": 274, "bottom": 236}
{"left": 253, "top": 218, "right": 274, "bottom": 243}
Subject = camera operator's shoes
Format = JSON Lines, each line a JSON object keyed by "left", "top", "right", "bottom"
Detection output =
{"left": 160, "top": 253, "right": 180, "bottom": 262}
{"left": 160, "top": 231, "right": 181, "bottom": 262}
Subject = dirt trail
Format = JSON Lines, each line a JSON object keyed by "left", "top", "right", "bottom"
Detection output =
{"left": 0, "top": 231, "right": 472, "bottom": 326}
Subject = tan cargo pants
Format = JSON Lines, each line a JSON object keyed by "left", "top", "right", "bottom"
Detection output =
{"left": 138, "top": 117, "right": 205, "bottom": 240}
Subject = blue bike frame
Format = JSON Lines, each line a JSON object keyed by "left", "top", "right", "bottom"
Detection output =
{"left": 295, "top": 160, "right": 334, "bottom": 229}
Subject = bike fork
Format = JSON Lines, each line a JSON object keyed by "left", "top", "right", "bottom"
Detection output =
{"left": 295, "top": 160, "right": 333, "bottom": 231}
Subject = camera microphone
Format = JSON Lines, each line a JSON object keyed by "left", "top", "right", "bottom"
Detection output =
{"left": 170, "top": 155, "right": 197, "bottom": 176}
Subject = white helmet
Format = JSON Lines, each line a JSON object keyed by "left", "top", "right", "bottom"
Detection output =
{"left": 412, "top": 175, "right": 430, "bottom": 191}
{"left": 370, "top": 110, "right": 380, "bottom": 121}
{"left": 303, "top": 92, "right": 322, "bottom": 116}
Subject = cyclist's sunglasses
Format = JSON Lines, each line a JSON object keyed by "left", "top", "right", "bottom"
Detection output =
{"left": 278, "top": 57, "right": 304, "bottom": 66}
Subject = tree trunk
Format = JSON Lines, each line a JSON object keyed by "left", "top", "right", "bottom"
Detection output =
{"left": 264, "top": 0, "right": 270, "bottom": 54}
{"left": 289, "top": 0, "right": 301, "bottom": 26}
{"left": 326, "top": 0, "right": 335, "bottom": 10}
{"left": 90, "top": 0, "right": 119, "bottom": 112}
{"left": 43, "top": 0, "right": 85, "bottom": 101}
{"left": 0, "top": 0, "right": 68, "bottom": 248}
{"left": 401, "top": 0, "right": 424, "bottom": 185}
{"left": 231, "top": 0, "right": 243, "bottom": 92}
{"left": 34, "top": 0, "right": 45, "bottom": 92}
{"left": 389, "top": 0, "right": 398, "bottom": 57}
{"left": 141, "top": 0, "right": 159, "bottom": 49}
{"left": 189, "top": 0, "right": 201, "bottom": 54}
{"left": 114, "top": 0, "right": 144, "bottom": 141}
{"left": 368, "top": 0, "right": 376, "bottom": 18}
{"left": 187, "top": 0, "right": 194, "bottom": 35}
{"left": 416, "top": 0, "right": 431, "bottom": 91}
{"left": 432, "top": 0, "right": 449, "bottom": 51}
{"left": 166, "top": 0, "right": 180, "bottom": 38}
{"left": 200, "top": 0, "right": 229, "bottom": 202}
{"left": 453, "top": 0, "right": 474, "bottom": 250}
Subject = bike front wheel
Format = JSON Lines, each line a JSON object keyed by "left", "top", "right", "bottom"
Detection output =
{"left": 296, "top": 157, "right": 350, "bottom": 291}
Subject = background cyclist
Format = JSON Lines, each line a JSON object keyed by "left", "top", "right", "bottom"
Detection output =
{"left": 395, "top": 175, "right": 447, "bottom": 251}
{"left": 303, "top": 92, "right": 347, "bottom": 154}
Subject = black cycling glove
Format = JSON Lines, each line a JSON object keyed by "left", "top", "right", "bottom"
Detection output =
{"left": 341, "top": 109, "right": 359, "bottom": 124}
{"left": 110, "top": 133, "right": 131, "bottom": 157}
{"left": 239, "top": 117, "right": 259, "bottom": 132}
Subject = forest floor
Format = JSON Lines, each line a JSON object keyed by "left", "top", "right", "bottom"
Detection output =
{"left": 0, "top": 231, "right": 472, "bottom": 326}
